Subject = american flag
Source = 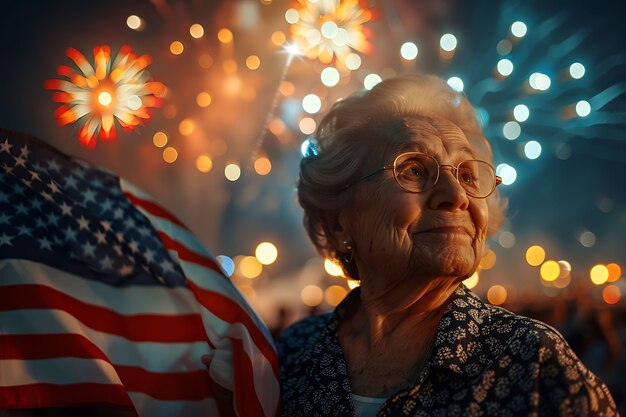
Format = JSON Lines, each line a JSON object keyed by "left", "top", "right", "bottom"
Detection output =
{"left": 0, "top": 129, "right": 279, "bottom": 416}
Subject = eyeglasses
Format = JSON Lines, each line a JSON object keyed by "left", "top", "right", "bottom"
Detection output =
{"left": 345, "top": 152, "right": 502, "bottom": 198}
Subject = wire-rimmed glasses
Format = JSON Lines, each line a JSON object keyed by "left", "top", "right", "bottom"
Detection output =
{"left": 345, "top": 152, "right": 502, "bottom": 198}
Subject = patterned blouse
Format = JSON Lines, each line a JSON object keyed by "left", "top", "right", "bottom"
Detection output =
{"left": 277, "top": 285, "right": 618, "bottom": 416}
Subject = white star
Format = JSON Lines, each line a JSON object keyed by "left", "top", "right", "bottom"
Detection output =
{"left": 0, "top": 139, "right": 12, "bottom": 153}
{"left": 63, "top": 226, "right": 78, "bottom": 242}
{"left": 113, "top": 244, "right": 123, "bottom": 256}
{"left": 77, "top": 215, "right": 90, "bottom": 230}
{"left": 47, "top": 181, "right": 61, "bottom": 193}
{"left": 2, "top": 163, "right": 13, "bottom": 174}
{"left": 47, "top": 159, "right": 61, "bottom": 172}
{"left": 0, "top": 233, "right": 13, "bottom": 246}
{"left": 82, "top": 241, "right": 97, "bottom": 257}
{"left": 0, "top": 212, "right": 11, "bottom": 224}
{"left": 128, "top": 240, "right": 140, "bottom": 253}
{"left": 159, "top": 258, "right": 176, "bottom": 274}
{"left": 113, "top": 208, "right": 124, "bottom": 219}
{"left": 29, "top": 170, "right": 42, "bottom": 181}
{"left": 82, "top": 189, "right": 97, "bottom": 204}
{"left": 14, "top": 203, "right": 28, "bottom": 215}
{"left": 99, "top": 256, "right": 114, "bottom": 270}
{"left": 100, "top": 220, "right": 112, "bottom": 232}
{"left": 16, "top": 224, "right": 33, "bottom": 237}
{"left": 21, "top": 178, "right": 32, "bottom": 188}
{"left": 13, "top": 156, "right": 26, "bottom": 167}
{"left": 115, "top": 232, "right": 124, "bottom": 242}
{"left": 94, "top": 230, "right": 107, "bottom": 244}
{"left": 40, "top": 191, "right": 54, "bottom": 202}
{"left": 59, "top": 201, "right": 73, "bottom": 216}
{"left": 20, "top": 145, "right": 30, "bottom": 158}
{"left": 144, "top": 248, "right": 155, "bottom": 263}
{"left": 64, "top": 176, "right": 79, "bottom": 189}
{"left": 38, "top": 237, "right": 53, "bottom": 251}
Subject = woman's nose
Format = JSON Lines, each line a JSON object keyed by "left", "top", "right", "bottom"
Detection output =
{"left": 427, "top": 167, "right": 469, "bottom": 211}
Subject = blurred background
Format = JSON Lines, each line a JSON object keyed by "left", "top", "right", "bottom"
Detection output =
{"left": 1, "top": 0, "right": 625, "bottom": 407}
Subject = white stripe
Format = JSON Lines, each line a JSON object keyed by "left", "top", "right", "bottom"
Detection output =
{"left": 180, "top": 258, "right": 275, "bottom": 343}
{"left": 120, "top": 179, "right": 159, "bottom": 204}
{"left": 197, "top": 305, "right": 279, "bottom": 417}
{"left": 0, "top": 259, "right": 199, "bottom": 315}
{"left": 128, "top": 392, "right": 218, "bottom": 417}
{"left": 0, "top": 358, "right": 122, "bottom": 386}
{"left": 1, "top": 309, "right": 211, "bottom": 373}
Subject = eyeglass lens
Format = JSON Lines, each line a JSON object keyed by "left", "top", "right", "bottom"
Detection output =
{"left": 394, "top": 153, "right": 496, "bottom": 197}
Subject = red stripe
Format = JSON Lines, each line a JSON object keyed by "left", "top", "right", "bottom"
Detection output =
{"left": 123, "top": 191, "right": 187, "bottom": 229}
{"left": 158, "top": 232, "right": 224, "bottom": 275}
{"left": 232, "top": 338, "right": 265, "bottom": 417}
{"left": 0, "top": 284, "right": 207, "bottom": 343}
{"left": 187, "top": 281, "right": 279, "bottom": 379}
{"left": 0, "top": 383, "right": 135, "bottom": 412}
{"left": 1, "top": 334, "right": 214, "bottom": 401}
{"left": 117, "top": 366, "right": 212, "bottom": 401}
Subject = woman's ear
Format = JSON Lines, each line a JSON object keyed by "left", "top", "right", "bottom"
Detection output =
{"left": 318, "top": 208, "right": 350, "bottom": 252}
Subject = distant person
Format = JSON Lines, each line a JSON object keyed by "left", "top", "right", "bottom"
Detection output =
{"left": 277, "top": 74, "right": 617, "bottom": 416}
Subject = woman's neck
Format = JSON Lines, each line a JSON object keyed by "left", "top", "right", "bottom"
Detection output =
{"left": 355, "top": 277, "right": 460, "bottom": 346}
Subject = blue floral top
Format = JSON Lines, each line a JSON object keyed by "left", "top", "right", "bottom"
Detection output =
{"left": 277, "top": 285, "right": 617, "bottom": 416}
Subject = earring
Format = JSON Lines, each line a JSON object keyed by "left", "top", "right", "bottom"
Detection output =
{"left": 341, "top": 240, "right": 353, "bottom": 263}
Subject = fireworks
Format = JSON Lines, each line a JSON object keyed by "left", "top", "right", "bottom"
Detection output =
{"left": 287, "top": 0, "right": 373, "bottom": 64}
{"left": 45, "top": 45, "right": 165, "bottom": 149}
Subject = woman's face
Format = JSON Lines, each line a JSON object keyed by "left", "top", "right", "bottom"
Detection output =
{"left": 341, "top": 118, "right": 489, "bottom": 295}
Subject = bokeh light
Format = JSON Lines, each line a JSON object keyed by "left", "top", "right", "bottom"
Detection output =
{"left": 301, "top": 285, "right": 323, "bottom": 307}
{"left": 271, "top": 30, "right": 286, "bottom": 46}
{"left": 569, "top": 62, "right": 585, "bottom": 79}
{"left": 496, "top": 164, "right": 517, "bottom": 185}
{"left": 497, "top": 59, "right": 513, "bottom": 76}
{"left": 513, "top": 104, "right": 530, "bottom": 122}
{"left": 302, "top": 94, "right": 322, "bottom": 114}
{"left": 345, "top": 53, "right": 362, "bottom": 70}
{"left": 284, "top": 8, "right": 299, "bottom": 24}
{"left": 189, "top": 24, "right": 204, "bottom": 39}
{"left": 497, "top": 39, "right": 512, "bottom": 55}
{"left": 400, "top": 42, "right": 418, "bottom": 60}
{"left": 163, "top": 147, "right": 178, "bottom": 163}
{"left": 246, "top": 55, "right": 261, "bottom": 70}
{"left": 225, "top": 163, "right": 241, "bottom": 181}
{"left": 526, "top": 245, "right": 546, "bottom": 266}
{"left": 152, "top": 131, "right": 168, "bottom": 148}
{"left": 603, "top": 285, "right": 621, "bottom": 304}
{"left": 170, "top": 41, "right": 184, "bottom": 55}
{"left": 590, "top": 264, "right": 609, "bottom": 285}
{"left": 487, "top": 285, "right": 507, "bottom": 305}
{"left": 540, "top": 260, "right": 560, "bottom": 282}
{"left": 579, "top": 230, "right": 596, "bottom": 247}
{"left": 325, "top": 285, "right": 348, "bottom": 306}
{"left": 254, "top": 157, "right": 272, "bottom": 175}
{"left": 463, "top": 272, "right": 479, "bottom": 289}
{"left": 255, "top": 242, "right": 278, "bottom": 265}
{"left": 440, "top": 33, "right": 457, "bottom": 51}
{"left": 524, "top": 141, "right": 542, "bottom": 159}
{"left": 363, "top": 73, "right": 382, "bottom": 90}
{"left": 217, "top": 28, "right": 233, "bottom": 43}
{"left": 480, "top": 249, "right": 496, "bottom": 270}
{"left": 607, "top": 263, "right": 622, "bottom": 282}
{"left": 196, "top": 92, "right": 212, "bottom": 107}
{"left": 179, "top": 118, "right": 195, "bottom": 136}
{"left": 447, "top": 76, "right": 464, "bottom": 92}
{"left": 299, "top": 117, "right": 316, "bottom": 134}
{"left": 216, "top": 255, "right": 235, "bottom": 277}
{"left": 576, "top": 100, "right": 591, "bottom": 117}
{"left": 321, "top": 67, "right": 340, "bottom": 87}
{"left": 195, "top": 155, "right": 213, "bottom": 173}
{"left": 529, "top": 73, "right": 551, "bottom": 91}
{"left": 240, "top": 256, "right": 263, "bottom": 278}
{"left": 126, "top": 15, "right": 144, "bottom": 31}
{"left": 503, "top": 121, "right": 521, "bottom": 140}
{"left": 511, "top": 21, "right": 527, "bottom": 38}
{"left": 498, "top": 231, "right": 516, "bottom": 248}
{"left": 324, "top": 258, "right": 344, "bottom": 277}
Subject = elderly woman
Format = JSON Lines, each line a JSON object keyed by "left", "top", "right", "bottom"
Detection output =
{"left": 278, "top": 74, "right": 617, "bottom": 416}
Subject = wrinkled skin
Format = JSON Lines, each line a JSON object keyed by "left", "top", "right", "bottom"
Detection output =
{"left": 337, "top": 118, "right": 489, "bottom": 313}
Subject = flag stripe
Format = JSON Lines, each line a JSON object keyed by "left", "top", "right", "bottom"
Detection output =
{"left": 158, "top": 232, "right": 223, "bottom": 275}
{"left": 0, "top": 383, "right": 135, "bottom": 411}
{"left": 1, "top": 358, "right": 122, "bottom": 386}
{"left": 0, "top": 310, "right": 211, "bottom": 373}
{"left": 232, "top": 338, "right": 266, "bottom": 417}
{"left": 0, "top": 259, "right": 200, "bottom": 314}
{"left": 123, "top": 191, "right": 186, "bottom": 229}
{"left": 128, "top": 392, "right": 219, "bottom": 417}
{"left": 188, "top": 281, "right": 279, "bottom": 378}
{"left": 0, "top": 284, "right": 207, "bottom": 343}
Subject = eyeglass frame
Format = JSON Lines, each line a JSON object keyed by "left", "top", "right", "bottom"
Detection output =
{"left": 344, "top": 151, "right": 503, "bottom": 198}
